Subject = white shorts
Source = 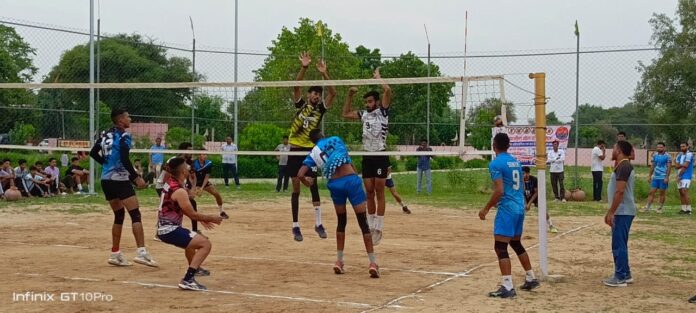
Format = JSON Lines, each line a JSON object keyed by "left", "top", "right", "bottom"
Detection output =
{"left": 678, "top": 179, "right": 691, "bottom": 189}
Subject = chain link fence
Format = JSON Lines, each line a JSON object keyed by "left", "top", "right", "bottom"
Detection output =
{"left": 2, "top": 17, "right": 691, "bottom": 171}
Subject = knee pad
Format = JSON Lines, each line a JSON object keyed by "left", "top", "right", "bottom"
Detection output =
{"left": 356, "top": 212, "right": 370, "bottom": 235}
{"left": 494, "top": 241, "right": 510, "bottom": 260}
{"left": 336, "top": 212, "right": 347, "bottom": 232}
{"left": 310, "top": 183, "right": 320, "bottom": 202}
{"left": 113, "top": 208, "right": 125, "bottom": 225}
{"left": 128, "top": 208, "right": 142, "bottom": 224}
{"left": 510, "top": 240, "right": 526, "bottom": 256}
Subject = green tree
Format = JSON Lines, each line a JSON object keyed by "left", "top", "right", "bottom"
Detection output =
{"left": 378, "top": 52, "right": 456, "bottom": 145}
{"left": 465, "top": 98, "right": 516, "bottom": 150}
{"left": 9, "top": 122, "right": 37, "bottom": 144}
{"left": 193, "top": 94, "right": 232, "bottom": 141}
{"left": 634, "top": 0, "right": 696, "bottom": 146}
{"left": 0, "top": 25, "right": 39, "bottom": 133}
{"left": 527, "top": 111, "right": 562, "bottom": 125}
{"left": 166, "top": 127, "right": 204, "bottom": 149}
{"left": 240, "top": 18, "right": 363, "bottom": 139}
{"left": 39, "top": 34, "right": 198, "bottom": 139}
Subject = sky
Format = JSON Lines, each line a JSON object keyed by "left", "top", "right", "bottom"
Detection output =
{"left": 0, "top": 0, "right": 681, "bottom": 122}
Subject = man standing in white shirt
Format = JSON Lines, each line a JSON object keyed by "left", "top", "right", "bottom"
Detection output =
{"left": 548, "top": 140, "right": 566, "bottom": 202}
{"left": 591, "top": 140, "right": 606, "bottom": 201}
{"left": 221, "top": 136, "right": 240, "bottom": 189}
{"left": 275, "top": 136, "right": 291, "bottom": 192}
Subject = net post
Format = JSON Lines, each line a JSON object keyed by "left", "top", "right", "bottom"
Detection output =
{"left": 459, "top": 78, "right": 468, "bottom": 151}
{"left": 530, "top": 72, "right": 548, "bottom": 278}
{"left": 88, "top": 0, "right": 96, "bottom": 195}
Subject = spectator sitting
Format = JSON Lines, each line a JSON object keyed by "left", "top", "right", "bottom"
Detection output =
{"left": 44, "top": 158, "right": 64, "bottom": 195}
{"left": 0, "top": 159, "right": 16, "bottom": 197}
{"left": 30, "top": 165, "right": 52, "bottom": 197}
{"left": 134, "top": 158, "right": 155, "bottom": 185}
{"left": 14, "top": 159, "right": 31, "bottom": 197}
{"left": 63, "top": 157, "right": 89, "bottom": 194}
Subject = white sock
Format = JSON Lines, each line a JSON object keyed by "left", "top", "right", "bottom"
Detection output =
{"left": 293, "top": 222, "right": 300, "bottom": 228}
{"left": 337, "top": 250, "right": 344, "bottom": 262}
{"left": 218, "top": 205, "right": 223, "bottom": 212}
{"left": 548, "top": 219, "right": 554, "bottom": 227}
{"left": 368, "top": 214, "right": 376, "bottom": 229}
{"left": 315, "top": 208, "right": 322, "bottom": 226}
{"left": 682, "top": 205, "right": 687, "bottom": 211}
{"left": 376, "top": 215, "right": 385, "bottom": 231}
{"left": 502, "top": 275, "right": 513, "bottom": 291}
{"left": 526, "top": 270, "right": 536, "bottom": 282}
{"left": 77, "top": 184, "right": 83, "bottom": 191}
{"left": 136, "top": 247, "right": 146, "bottom": 254}
{"left": 688, "top": 205, "right": 693, "bottom": 212}
{"left": 398, "top": 201, "right": 405, "bottom": 207}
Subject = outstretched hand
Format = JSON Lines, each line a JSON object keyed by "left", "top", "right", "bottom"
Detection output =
{"left": 373, "top": 67, "right": 381, "bottom": 79}
{"left": 316, "top": 59, "right": 327, "bottom": 73}
{"left": 348, "top": 87, "right": 358, "bottom": 96}
{"left": 299, "top": 52, "right": 311, "bottom": 67}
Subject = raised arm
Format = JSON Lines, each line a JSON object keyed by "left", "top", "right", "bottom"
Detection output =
{"left": 293, "top": 52, "right": 311, "bottom": 102}
{"left": 316, "top": 59, "right": 337, "bottom": 108}
{"left": 342, "top": 87, "right": 360, "bottom": 120}
{"left": 374, "top": 68, "right": 391, "bottom": 109}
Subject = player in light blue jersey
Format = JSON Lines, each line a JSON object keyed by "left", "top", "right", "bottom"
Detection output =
{"left": 675, "top": 142, "right": 694, "bottom": 215}
{"left": 644, "top": 142, "right": 671, "bottom": 213}
{"left": 297, "top": 129, "right": 379, "bottom": 278}
{"left": 479, "top": 133, "right": 539, "bottom": 298}
{"left": 90, "top": 108, "right": 157, "bottom": 267}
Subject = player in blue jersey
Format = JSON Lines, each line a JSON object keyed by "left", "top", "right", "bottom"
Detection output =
{"left": 675, "top": 142, "right": 694, "bottom": 215}
{"left": 297, "top": 129, "right": 379, "bottom": 278}
{"left": 90, "top": 108, "right": 157, "bottom": 267}
{"left": 644, "top": 142, "right": 671, "bottom": 213}
{"left": 193, "top": 152, "right": 229, "bottom": 220}
{"left": 479, "top": 133, "right": 539, "bottom": 298}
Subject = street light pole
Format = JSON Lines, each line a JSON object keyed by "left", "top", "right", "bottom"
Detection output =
{"left": 233, "top": 0, "right": 239, "bottom": 144}
{"left": 189, "top": 17, "right": 196, "bottom": 145}
{"left": 424, "top": 24, "right": 431, "bottom": 145}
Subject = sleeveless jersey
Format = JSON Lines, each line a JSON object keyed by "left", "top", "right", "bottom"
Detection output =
{"left": 358, "top": 107, "right": 389, "bottom": 152}
{"left": 157, "top": 178, "right": 184, "bottom": 234}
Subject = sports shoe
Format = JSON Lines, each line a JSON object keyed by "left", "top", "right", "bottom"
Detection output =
{"left": 220, "top": 211, "right": 230, "bottom": 219}
{"left": 134, "top": 250, "right": 158, "bottom": 267}
{"left": 196, "top": 268, "right": 211, "bottom": 276}
{"left": 178, "top": 278, "right": 207, "bottom": 291}
{"left": 520, "top": 279, "right": 540, "bottom": 291}
{"left": 292, "top": 227, "right": 303, "bottom": 242}
{"left": 688, "top": 294, "right": 696, "bottom": 303}
{"left": 488, "top": 286, "right": 517, "bottom": 298}
{"left": 368, "top": 263, "right": 380, "bottom": 278}
{"left": 315, "top": 224, "right": 328, "bottom": 239}
{"left": 678, "top": 210, "right": 689, "bottom": 215}
{"left": 108, "top": 251, "right": 132, "bottom": 266}
{"left": 602, "top": 276, "right": 627, "bottom": 287}
{"left": 641, "top": 207, "right": 650, "bottom": 213}
{"left": 402, "top": 206, "right": 411, "bottom": 214}
{"left": 687, "top": 211, "right": 693, "bottom": 215}
{"left": 625, "top": 275, "right": 634, "bottom": 284}
{"left": 372, "top": 229, "right": 383, "bottom": 246}
{"left": 549, "top": 225, "right": 559, "bottom": 233}
{"left": 333, "top": 261, "right": 345, "bottom": 274}
{"left": 656, "top": 207, "right": 663, "bottom": 214}
{"left": 561, "top": 199, "right": 567, "bottom": 203}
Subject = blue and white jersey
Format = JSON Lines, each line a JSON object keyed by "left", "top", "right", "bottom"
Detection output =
{"left": 193, "top": 159, "right": 213, "bottom": 182}
{"left": 99, "top": 127, "right": 133, "bottom": 181}
{"left": 651, "top": 152, "right": 671, "bottom": 180}
{"left": 676, "top": 151, "right": 694, "bottom": 180}
{"left": 303, "top": 136, "right": 352, "bottom": 180}
{"left": 488, "top": 152, "right": 525, "bottom": 215}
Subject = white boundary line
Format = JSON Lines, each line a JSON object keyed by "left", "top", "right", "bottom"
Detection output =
{"left": 15, "top": 272, "right": 399, "bottom": 309}
{"left": 359, "top": 223, "right": 595, "bottom": 313}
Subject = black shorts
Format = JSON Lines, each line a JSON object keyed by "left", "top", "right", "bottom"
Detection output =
{"left": 362, "top": 155, "right": 390, "bottom": 179}
{"left": 101, "top": 180, "right": 136, "bottom": 201}
{"left": 287, "top": 147, "right": 317, "bottom": 178}
{"left": 158, "top": 226, "right": 195, "bottom": 249}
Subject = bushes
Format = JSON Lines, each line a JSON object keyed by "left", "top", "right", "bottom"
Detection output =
{"left": 165, "top": 127, "right": 205, "bottom": 149}
{"left": 9, "top": 122, "right": 37, "bottom": 145}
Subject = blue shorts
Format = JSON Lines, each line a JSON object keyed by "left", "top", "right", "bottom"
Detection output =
{"left": 650, "top": 178, "right": 668, "bottom": 190}
{"left": 385, "top": 178, "right": 394, "bottom": 188}
{"left": 494, "top": 210, "right": 525, "bottom": 238}
{"left": 327, "top": 174, "right": 367, "bottom": 206}
{"left": 158, "top": 226, "right": 196, "bottom": 249}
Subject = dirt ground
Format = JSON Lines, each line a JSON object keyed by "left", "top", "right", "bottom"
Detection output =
{"left": 0, "top": 198, "right": 694, "bottom": 313}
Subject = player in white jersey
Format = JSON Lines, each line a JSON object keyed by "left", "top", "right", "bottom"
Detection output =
{"left": 342, "top": 67, "right": 392, "bottom": 245}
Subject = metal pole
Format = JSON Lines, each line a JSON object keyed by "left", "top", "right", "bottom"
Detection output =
{"left": 574, "top": 22, "right": 580, "bottom": 188}
{"left": 530, "top": 72, "right": 548, "bottom": 277}
{"left": 96, "top": 17, "right": 101, "bottom": 133}
{"left": 424, "top": 25, "right": 431, "bottom": 145}
{"left": 88, "top": 0, "right": 95, "bottom": 194}
{"left": 233, "top": 0, "right": 239, "bottom": 144}
{"left": 190, "top": 17, "right": 196, "bottom": 145}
